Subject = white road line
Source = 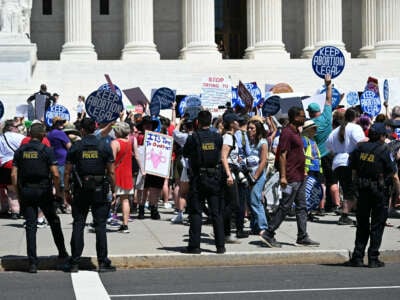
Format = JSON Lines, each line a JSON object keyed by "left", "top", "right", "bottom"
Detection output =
{"left": 109, "top": 285, "right": 400, "bottom": 298}
{"left": 71, "top": 271, "right": 110, "bottom": 300}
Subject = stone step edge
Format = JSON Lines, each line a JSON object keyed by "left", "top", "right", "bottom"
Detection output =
{"left": 1, "top": 250, "right": 400, "bottom": 272}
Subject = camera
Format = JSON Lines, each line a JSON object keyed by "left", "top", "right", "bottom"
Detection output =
{"left": 237, "top": 171, "right": 249, "bottom": 187}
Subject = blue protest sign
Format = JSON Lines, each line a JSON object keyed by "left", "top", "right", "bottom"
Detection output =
{"left": 0, "top": 100, "right": 4, "bottom": 120}
{"left": 45, "top": 104, "right": 70, "bottom": 127}
{"left": 85, "top": 89, "right": 124, "bottom": 123}
{"left": 360, "top": 90, "right": 381, "bottom": 117}
{"left": 320, "top": 86, "right": 341, "bottom": 109}
{"left": 312, "top": 46, "right": 345, "bottom": 79}
{"left": 383, "top": 79, "right": 389, "bottom": 102}
{"left": 180, "top": 95, "right": 201, "bottom": 117}
{"left": 346, "top": 91, "right": 360, "bottom": 107}
{"left": 244, "top": 82, "right": 262, "bottom": 107}
{"left": 305, "top": 175, "right": 323, "bottom": 211}
{"left": 149, "top": 96, "right": 161, "bottom": 116}
{"left": 262, "top": 95, "right": 281, "bottom": 117}
{"left": 151, "top": 87, "right": 176, "bottom": 110}
{"left": 98, "top": 83, "right": 123, "bottom": 102}
{"left": 231, "top": 87, "right": 244, "bottom": 108}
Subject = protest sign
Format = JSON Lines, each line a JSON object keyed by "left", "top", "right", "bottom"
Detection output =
{"left": 181, "top": 95, "right": 201, "bottom": 119}
{"left": 383, "top": 79, "right": 389, "bottom": 103}
{"left": 16, "top": 104, "right": 29, "bottom": 119}
{"left": 85, "top": 89, "right": 124, "bottom": 123}
{"left": 123, "top": 87, "right": 149, "bottom": 106}
{"left": 231, "top": 87, "right": 244, "bottom": 108}
{"left": 144, "top": 131, "right": 173, "bottom": 178}
{"left": 98, "top": 83, "right": 123, "bottom": 102}
{"left": 151, "top": 87, "right": 176, "bottom": 109}
{"left": 312, "top": 46, "right": 345, "bottom": 79}
{"left": 0, "top": 100, "right": 4, "bottom": 120}
{"left": 238, "top": 80, "right": 254, "bottom": 112}
{"left": 279, "top": 97, "right": 303, "bottom": 116}
{"left": 45, "top": 105, "right": 70, "bottom": 127}
{"left": 346, "top": 91, "right": 360, "bottom": 107}
{"left": 271, "top": 83, "right": 293, "bottom": 94}
{"left": 302, "top": 93, "right": 325, "bottom": 118}
{"left": 305, "top": 175, "right": 323, "bottom": 211}
{"left": 200, "top": 76, "right": 232, "bottom": 108}
{"left": 319, "top": 86, "right": 341, "bottom": 109}
{"left": 27, "top": 102, "right": 35, "bottom": 120}
{"left": 360, "top": 90, "right": 381, "bottom": 117}
{"left": 262, "top": 95, "right": 281, "bottom": 117}
{"left": 149, "top": 96, "right": 161, "bottom": 116}
{"left": 34, "top": 94, "right": 46, "bottom": 120}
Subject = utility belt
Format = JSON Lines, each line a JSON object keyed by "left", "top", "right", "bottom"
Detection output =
{"left": 21, "top": 179, "right": 50, "bottom": 189}
{"left": 199, "top": 165, "right": 221, "bottom": 176}
{"left": 357, "top": 177, "right": 385, "bottom": 189}
{"left": 74, "top": 173, "right": 107, "bottom": 192}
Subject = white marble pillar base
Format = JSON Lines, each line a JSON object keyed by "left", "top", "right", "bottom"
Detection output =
{"left": 375, "top": 41, "right": 400, "bottom": 59}
{"left": 244, "top": 47, "right": 255, "bottom": 59}
{"left": 359, "top": 46, "right": 376, "bottom": 58}
{"left": 301, "top": 46, "right": 315, "bottom": 58}
{"left": 252, "top": 42, "right": 289, "bottom": 59}
{"left": 121, "top": 43, "right": 160, "bottom": 61}
{"left": 180, "top": 43, "right": 221, "bottom": 60}
{"left": 60, "top": 43, "right": 97, "bottom": 61}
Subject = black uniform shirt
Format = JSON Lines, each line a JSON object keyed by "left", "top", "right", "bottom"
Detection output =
{"left": 183, "top": 128, "right": 223, "bottom": 172}
{"left": 13, "top": 140, "right": 57, "bottom": 183}
{"left": 350, "top": 141, "right": 397, "bottom": 179}
{"left": 66, "top": 134, "right": 114, "bottom": 176}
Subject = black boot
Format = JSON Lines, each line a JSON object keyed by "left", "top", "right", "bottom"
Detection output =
{"left": 138, "top": 205, "right": 145, "bottom": 219}
{"left": 150, "top": 205, "right": 160, "bottom": 220}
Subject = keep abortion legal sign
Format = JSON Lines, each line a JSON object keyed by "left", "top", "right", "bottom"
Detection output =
{"left": 85, "top": 88, "right": 123, "bottom": 123}
{"left": 312, "top": 46, "right": 345, "bottom": 79}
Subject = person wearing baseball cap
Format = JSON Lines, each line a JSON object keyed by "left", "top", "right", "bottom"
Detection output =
{"left": 346, "top": 121, "right": 398, "bottom": 268}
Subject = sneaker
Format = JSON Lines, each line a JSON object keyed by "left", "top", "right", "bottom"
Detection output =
{"left": 171, "top": 213, "right": 183, "bottom": 224}
{"left": 28, "top": 264, "right": 37, "bottom": 273}
{"left": 308, "top": 213, "right": 319, "bottom": 222}
{"left": 98, "top": 262, "right": 116, "bottom": 273}
{"left": 183, "top": 247, "right": 201, "bottom": 254}
{"left": 225, "top": 235, "right": 241, "bottom": 244}
{"left": 10, "top": 213, "right": 20, "bottom": 220}
{"left": 338, "top": 215, "right": 356, "bottom": 225}
{"left": 296, "top": 236, "right": 320, "bottom": 247}
{"left": 315, "top": 208, "right": 326, "bottom": 216}
{"left": 344, "top": 258, "right": 365, "bottom": 267}
{"left": 368, "top": 259, "right": 385, "bottom": 268}
{"left": 37, "top": 220, "right": 47, "bottom": 228}
{"left": 118, "top": 224, "right": 129, "bottom": 233}
{"left": 216, "top": 247, "right": 226, "bottom": 254}
{"left": 151, "top": 210, "right": 161, "bottom": 220}
{"left": 259, "top": 232, "right": 281, "bottom": 248}
{"left": 164, "top": 202, "right": 172, "bottom": 209}
{"left": 333, "top": 206, "right": 342, "bottom": 216}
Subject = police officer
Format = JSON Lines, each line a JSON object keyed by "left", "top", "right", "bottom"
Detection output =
{"left": 183, "top": 110, "right": 225, "bottom": 254}
{"left": 63, "top": 118, "right": 116, "bottom": 272}
{"left": 347, "top": 122, "right": 398, "bottom": 268}
{"left": 11, "top": 123, "right": 68, "bottom": 273}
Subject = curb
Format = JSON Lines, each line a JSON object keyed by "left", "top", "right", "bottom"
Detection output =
{"left": 2, "top": 250, "right": 399, "bottom": 272}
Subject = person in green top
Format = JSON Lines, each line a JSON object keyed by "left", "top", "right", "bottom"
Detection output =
{"left": 307, "top": 74, "right": 340, "bottom": 215}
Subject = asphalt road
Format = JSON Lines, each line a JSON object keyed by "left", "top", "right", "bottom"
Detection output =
{"left": 0, "top": 263, "right": 399, "bottom": 300}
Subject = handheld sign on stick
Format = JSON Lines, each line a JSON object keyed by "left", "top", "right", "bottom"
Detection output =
{"left": 312, "top": 46, "right": 345, "bottom": 79}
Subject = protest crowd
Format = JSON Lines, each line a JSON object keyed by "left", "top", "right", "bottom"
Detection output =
{"left": 1, "top": 71, "right": 400, "bottom": 272}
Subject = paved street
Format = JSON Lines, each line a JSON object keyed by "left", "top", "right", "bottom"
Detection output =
{"left": 1, "top": 264, "right": 400, "bottom": 299}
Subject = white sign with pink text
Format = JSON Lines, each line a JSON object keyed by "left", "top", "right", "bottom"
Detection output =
{"left": 144, "top": 131, "right": 173, "bottom": 178}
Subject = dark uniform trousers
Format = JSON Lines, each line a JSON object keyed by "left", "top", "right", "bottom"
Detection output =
{"left": 187, "top": 171, "right": 225, "bottom": 249}
{"left": 353, "top": 186, "right": 389, "bottom": 261}
{"left": 70, "top": 188, "right": 111, "bottom": 265}
{"left": 21, "top": 186, "right": 66, "bottom": 264}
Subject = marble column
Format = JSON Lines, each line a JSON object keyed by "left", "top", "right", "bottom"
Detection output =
{"left": 244, "top": 0, "right": 256, "bottom": 58}
{"left": 359, "top": 0, "right": 376, "bottom": 58}
{"left": 375, "top": 0, "right": 400, "bottom": 58}
{"left": 180, "top": 0, "right": 221, "bottom": 60}
{"left": 252, "top": 0, "right": 289, "bottom": 59}
{"left": 301, "top": 0, "right": 317, "bottom": 58}
{"left": 60, "top": 0, "right": 97, "bottom": 60}
{"left": 315, "top": 0, "right": 348, "bottom": 55}
{"left": 121, "top": 0, "right": 160, "bottom": 60}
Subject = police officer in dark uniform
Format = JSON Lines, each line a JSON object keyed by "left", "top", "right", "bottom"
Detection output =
{"left": 63, "top": 118, "right": 116, "bottom": 272}
{"left": 11, "top": 123, "right": 68, "bottom": 273}
{"left": 347, "top": 122, "right": 398, "bottom": 268}
{"left": 183, "top": 110, "right": 225, "bottom": 254}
